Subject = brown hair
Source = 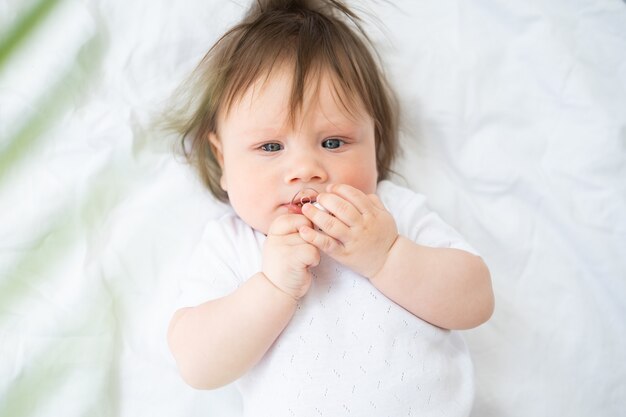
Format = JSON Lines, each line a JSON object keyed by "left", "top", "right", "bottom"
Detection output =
{"left": 170, "top": 0, "right": 398, "bottom": 202}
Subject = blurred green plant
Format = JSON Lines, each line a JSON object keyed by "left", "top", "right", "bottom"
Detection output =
{"left": 0, "top": 0, "right": 61, "bottom": 67}
{"left": 0, "top": 0, "right": 104, "bottom": 185}
{"left": 0, "top": 0, "right": 115, "bottom": 416}
{"left": 0, "top": 0, "right": 107, "bottom": 288}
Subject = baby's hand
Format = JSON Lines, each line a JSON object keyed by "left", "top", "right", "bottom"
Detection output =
{"left": 299, "top": 184, "right": 398, "bottom": 279}
{"left": 262, "top": 214, "right": 321, "bottom": 300}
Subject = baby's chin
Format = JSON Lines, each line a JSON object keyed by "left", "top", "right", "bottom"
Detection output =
{"left": 243, "top": 215, "right": 274, "bottom": 237}
{"left": 247, "top": 220, "right": 270, "bottom": 236}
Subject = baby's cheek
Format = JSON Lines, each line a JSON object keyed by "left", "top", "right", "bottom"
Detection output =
{"left": 227, "top": 183, "right": 271, "bottom": 231}
{"left": 341, "top": 169, "right": 377, "bottom": 195}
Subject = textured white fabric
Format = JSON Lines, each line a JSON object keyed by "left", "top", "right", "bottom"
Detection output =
{"left": 177, "top": 180, "right": 479, "bottom": 416}
{"left": 3, "top": 1, "right": 625, "bottom": 416}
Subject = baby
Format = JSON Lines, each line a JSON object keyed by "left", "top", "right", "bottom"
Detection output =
{"left": 167, "top": 1, "right": 494, "bottom": 415}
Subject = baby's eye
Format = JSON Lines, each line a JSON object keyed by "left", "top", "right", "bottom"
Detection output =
{"left": 260, "top": 143, "right": 283, "bottom": 152}
{"left": 322, "top": 138, "right": 344, "bottom": 149}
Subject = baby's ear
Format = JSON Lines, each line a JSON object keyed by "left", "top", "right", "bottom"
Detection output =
{"left": 208, "top": 132, "right": 224, "bottom": 168}
{"left": 208, "top": 132, "right": 228, "bottom": 191}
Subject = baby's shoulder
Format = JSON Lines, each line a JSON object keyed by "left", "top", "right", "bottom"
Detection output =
{"left": 191, "top": 210, "right": 264, "bottom": 285}
{"left": 376, "top": 180, "right": 429, "bottom": 218}
{"left": 377, "top": 181, "right": 479, "bottom": 255}
{"left": 200, "top": 210, "right": 261, "bottom": 251}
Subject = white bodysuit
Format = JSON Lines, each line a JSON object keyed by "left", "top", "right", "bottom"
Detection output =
{"left": 176, "top": 181, "right": 479, "bottom": 417}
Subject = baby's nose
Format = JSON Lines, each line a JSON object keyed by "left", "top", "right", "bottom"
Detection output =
{"left": 284, "top": 152, "right": 328, "bottom": 184}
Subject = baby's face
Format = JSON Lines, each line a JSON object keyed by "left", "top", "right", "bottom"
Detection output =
{"left": 211, "top": 66, "right": 378, "bottom": 234}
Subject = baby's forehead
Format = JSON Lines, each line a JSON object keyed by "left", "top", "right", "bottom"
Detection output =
{"left": 223, "top": 64, "right": 370, "bottom": 126}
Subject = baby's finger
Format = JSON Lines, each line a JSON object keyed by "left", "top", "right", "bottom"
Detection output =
{"left": 298, "top": 225, "right": 342, "bottom": 255}
{"left": 302, "top": 202, "right": 350, "bottom": 240}
{"left": 268, "top": 214, "right": 313, "bottom": 235}
{"left": 327, "top": 183, "right": 373, "bottom": 214}
{"left": 271, "top": 232, "right": 311, "bottom": 247}
{"left": 295, "top": 241, "right": 321, "bottom": 267}
{"left": 316, "top": 192, "right": 360, "bottom": 227}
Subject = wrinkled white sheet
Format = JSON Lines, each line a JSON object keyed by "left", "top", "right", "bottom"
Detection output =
{"left": 1, "top": 0, "right": 625, "bottom": 416}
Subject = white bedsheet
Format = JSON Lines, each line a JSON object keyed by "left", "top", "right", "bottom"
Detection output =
{"left": 1, "top": 0, "right": 625, "bottom": 416}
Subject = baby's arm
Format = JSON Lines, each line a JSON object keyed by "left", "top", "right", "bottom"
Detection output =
{"left": 168, "top": 214, "right": 319, "bottom": 389}
{"left": 168, "top": 272, "right": 297, "bottom": 389}
{"left": 300, "top": 184, "right": 493, "bottom": 330}
{"left": 369, "top": 237, "right": 493, "bottom": 330}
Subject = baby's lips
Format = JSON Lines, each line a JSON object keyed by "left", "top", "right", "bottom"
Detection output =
{"left": 287, "top": 203, "right": 303, "bottom": 214}
{"left": 291, "top": 188, "right": 320, "bottom": 208}
{"left": 289, "top": 188, "right": 329, "bottom": 216}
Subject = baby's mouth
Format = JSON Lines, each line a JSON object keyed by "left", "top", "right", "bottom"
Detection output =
{"left": 288, "top": 188, "right": 319, "bottom": 213}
